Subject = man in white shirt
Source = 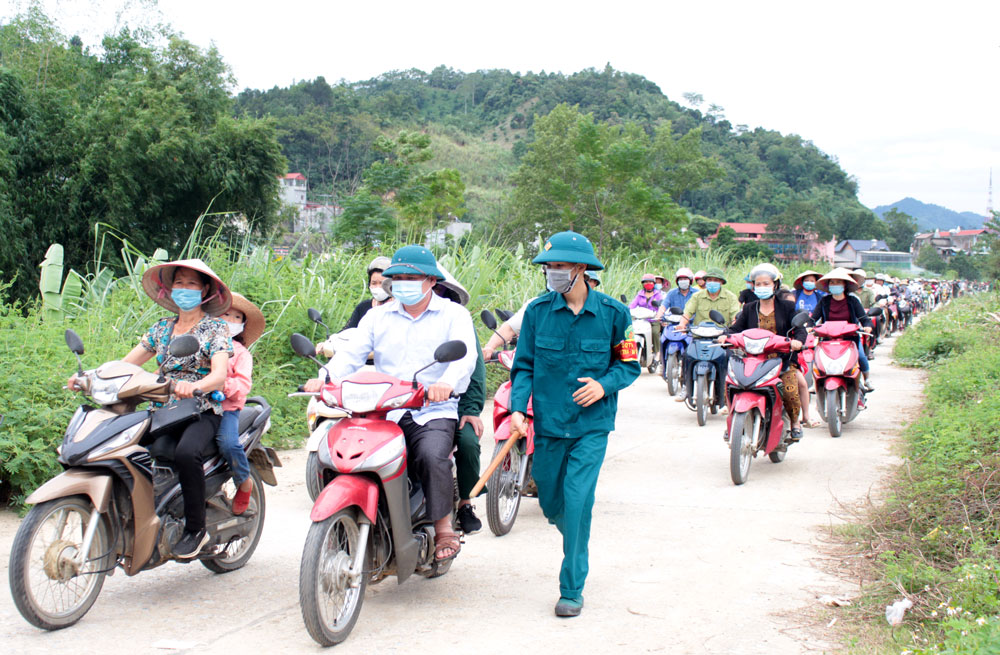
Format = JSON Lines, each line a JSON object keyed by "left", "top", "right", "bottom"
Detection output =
{"left": 304, "top": 245, "right": 477, "bottom": 562}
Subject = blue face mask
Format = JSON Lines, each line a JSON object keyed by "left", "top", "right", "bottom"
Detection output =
{"left": 828, "top": 284, "right": 845, "bottom": 296}
{"left": 392, "top": 280, "right": 428, "bottom": 306}
{"left": 746, "top": 282, "right": 753, "bottom": 289}
{"left": 706, "top": 281, "right": 722, "bottom": 294}
{"left": 803, "top": 281, "right": 816, "bottom": 291}
{"left": 171, "top": 288, "right": 203, "bottom": 311}
{"left": 754, "top": 287, "right": 774, "bottom": 300}
{"left": 654, "top": 283, "right": 663, "bottom": 291}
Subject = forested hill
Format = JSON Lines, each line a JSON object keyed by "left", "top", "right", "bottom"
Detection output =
{"left": 873, "top": 197, "right": 986, "bottom": 232}
{"left": 235, "top": 65, "right": 873, "bottom": 233}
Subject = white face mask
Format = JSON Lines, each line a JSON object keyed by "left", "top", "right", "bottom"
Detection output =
{"left": 370, "top": 285, "right": 390, "bottom": 302}
{"left": 226, "top": 321, "right": 244, "bottom": 337}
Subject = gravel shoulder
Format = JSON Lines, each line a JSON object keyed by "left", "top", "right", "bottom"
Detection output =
{"left": 0, "top": 335, "right": 923, "bottom": 654}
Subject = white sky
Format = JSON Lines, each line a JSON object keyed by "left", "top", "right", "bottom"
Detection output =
{"left": 5, "top": 0, "right": 999, "bottom": 215}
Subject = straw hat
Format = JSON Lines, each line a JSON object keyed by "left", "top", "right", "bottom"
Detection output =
{"left": 142, "top": 258, "right": 232, "bottom": 316}
{"left": 792, "top": 270, "right": 823, "bottom": 290}
{"left": 228, "top": 292, "right": 265, "bottom": 347}
{"left": 817, "top": 267, "right": 860, "bottom": 293}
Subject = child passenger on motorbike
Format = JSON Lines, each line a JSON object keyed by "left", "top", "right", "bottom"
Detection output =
{"left": 216, "top": 293, "right": 265, "bottom": 515}
{"left": 724, "top": 264, "right": 807, "bottom": 441}
{"left": 67, "top": 260, "right": 233, "bottom": 559}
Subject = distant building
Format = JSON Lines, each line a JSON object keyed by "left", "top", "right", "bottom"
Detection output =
{"left": 280, "top": 173, "right": 308, "bottom": 206}
{"left": 709, "top": 222, "right": 835, "bottom": 263}
{"left": 426, "top": 216, "right": 472, "bottom": 246}
{"left": 911, "top": 228, "right": 988, "bottom": 260}
{"left": 278, "top": 172, "right": 343, "bottom": 233}
{"left": 833, "top": 239, "right": 911, "bottom": 269}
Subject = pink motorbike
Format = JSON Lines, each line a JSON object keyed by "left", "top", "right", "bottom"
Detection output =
{"left": 480, "top": 310, "right": 536, "bottom": 536}
{"left": 811, "top": 311, "right": 880, "bottom": 438}
{"left": 289, "top": 333, "right": 467, "bottom": 646}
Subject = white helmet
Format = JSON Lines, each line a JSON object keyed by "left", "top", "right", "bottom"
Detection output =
{"left": 749, "top": 262, "right": 781, "bottom": 282}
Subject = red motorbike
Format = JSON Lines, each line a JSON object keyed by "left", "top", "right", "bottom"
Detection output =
{"left": 722, "top": 314, "right": 807, "bottom": 485}
{"left": 480, "top": 310, "right": 536, "bottom": 536}
{"left": 289, "top": 334, "right": 467, "bottom": 646}
{"left": 811, "top": 311, "right": 880, "bottom": 438}
{"left": 798, "top": 332, "right": 817, "bottom": 392}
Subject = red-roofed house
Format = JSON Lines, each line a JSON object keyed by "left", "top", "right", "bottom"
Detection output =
{"left": 709, "top": 222, "right": 835, "bottom": 263}
{"left": 280, "top": 172, "right": 308, "bottom": 206}
{"left": 911, "top": 228, "right": 988, "bottom": 260}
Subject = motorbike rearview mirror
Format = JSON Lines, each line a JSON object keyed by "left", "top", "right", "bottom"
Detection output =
{"left": 649, "top": 299, "right": 660, "bottom": 308}
{"left": 668, "top": 307, "right": 683, "bottom": 316}
{"left": 709, "top": 310, "right": 726, "bottom": 325}
{"left": 791, "top": 311, "right": 811, "bottom": 328}
{"left": 619, "top": 294, "right": 627, "bottom": 303}
{"left": 434, "top": 340, "right": 468, "bottom": 363}
{"left": 291, "top": 333, "right": 330, "bottom": 382}
{"left": 495, "top": 308, "right": 513, "bottom": 322}
{"left": 65, "top": 329, "right": 85, "bottom": 376}
{"left": 480, "top": 309, "right": 498, "bottom": 331}
{"left": 168, "top": 335, "right": 200, "bottom": 358}
{"left": 867, "top": 307, "right": 884, "bottom": 317}
{"left": 307, "top": 308, "right": 330, "bottom": 338}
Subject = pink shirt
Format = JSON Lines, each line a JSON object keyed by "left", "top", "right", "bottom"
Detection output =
{"left": 222, "top": 341, "right": 253, "bottom": 412}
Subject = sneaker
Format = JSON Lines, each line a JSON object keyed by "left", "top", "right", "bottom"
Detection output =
{"left": 232, "top": 482, "right": 252, "bottom": 515}
{"left": 174, "top": 529, "right": 209, "bottom": 559}
{"left": 555, "top": 596, "right": 584, "bottom": 618}
{"left": 456, "top": 504, "right": 482, "bottom": 534}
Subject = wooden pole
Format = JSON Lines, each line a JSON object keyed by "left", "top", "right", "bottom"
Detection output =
{"left": 468, "top": 424, "right": 525, "bottom": 498}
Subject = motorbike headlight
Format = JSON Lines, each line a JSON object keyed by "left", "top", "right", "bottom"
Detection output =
{"left": 817, "top": 350, "right": 850, "bottom": 376}
{"left": 90, "top": 375, "right": 130, "bottom": 405}
{"left": 383, "top": 392, "right": 414, "bottom": 409}
{"left": 89, "top": 421, "right": 146, "bottom": 460}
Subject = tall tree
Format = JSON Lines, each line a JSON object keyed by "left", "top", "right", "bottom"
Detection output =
{"left": 916, "top": 244, "right": 946, "bottom": 273}
{"left": 882, "top": 208, "right": 918, "bottom": 252}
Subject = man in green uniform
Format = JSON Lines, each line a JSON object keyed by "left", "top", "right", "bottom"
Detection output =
{"left": 676, "top": 266, "right": 739, "bottom": 407}
{"left": 509, "top": 231, "right": 640, "bottom": 618}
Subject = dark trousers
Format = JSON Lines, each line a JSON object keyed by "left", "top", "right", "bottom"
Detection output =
{"left": 455, "top": 421, "right": 483, "bottom": 500}
{"left": 398, "top": 413, "right": 457, "bottom": 521}
{"left": 174, "top": 412, "right": 222, "bottom": 533}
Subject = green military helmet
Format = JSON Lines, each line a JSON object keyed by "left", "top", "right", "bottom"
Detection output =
{"left": 585, "top": 271, "right": 601, "bottom": 287}
{"left": 532, "top": 231, "right": 604, "bottom": 270}
{"left": 703, "top": 266, "right": 727, "bottom": 284}
{"left": 382, "top": 245, "right": 446, "bottom": 280}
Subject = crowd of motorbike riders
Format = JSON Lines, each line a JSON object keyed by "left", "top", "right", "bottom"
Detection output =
{"left": 11, "top": 239, "right": 988, "bottom": 641}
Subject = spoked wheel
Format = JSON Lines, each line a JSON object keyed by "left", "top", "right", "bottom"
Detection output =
{"left": 8, "top": 495, "right": 111, "bottom": 630}
{"left": 486, "top": 440, "right": 524, "bottom": 536}
{"left": 300, "top": 508, "right": 368, "bottom": 646}
{"left": 666, "top": 353, "right": 681, "bottom": 395}
{"left": 729, "top": 410, "right": 758, "bottom": 485}
{"left": 305, "top": 451, "right": 324, "bottom": 502}
{"left": 696, "top": 376, "right": 708, "bottom": 426}
{"left": 202, "top": 467, "right": 266, "bottom": 573}
{"left": 826, "top": 388, "right": 843, "bottom": 438}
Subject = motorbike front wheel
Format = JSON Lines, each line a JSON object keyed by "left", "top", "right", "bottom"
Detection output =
{"left": 8, "top": 495, "right": 111, "bottom": 630}
{"left": 299, "top": 508, "right": 368, "bottom": 646}
{"left": 729, "top": 410, "right": 757, "bottom": 485}
{"left": 666, "top": 353, "right": 681, "bottom": 395}
{"left": 202, "top": 467, "right": 266, "bottom": 574}
{"left": 696, "top": 375, "right": 708, "bottom": 426}
{"left": 305, "top": 451, "right": 324, "bottom": 502}
{"left": 486, "top": 440, "right": 524, "bottom": 536}
{"left": 827, "top": 388, "right": 843, "bottom": 438}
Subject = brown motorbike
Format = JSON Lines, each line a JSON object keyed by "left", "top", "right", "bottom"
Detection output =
{"left": 8, "top": 330, "right": 281, "bottom": 630}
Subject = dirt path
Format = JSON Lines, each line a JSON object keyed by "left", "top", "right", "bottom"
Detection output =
{"left": 0, "top": 335, "right": 924, "bottom": 654}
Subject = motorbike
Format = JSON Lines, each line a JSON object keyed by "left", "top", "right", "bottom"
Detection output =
{"left": 811, "top": 309, "right": 881, "bottom": 437}
{"left": 289, "top": 333, "right": 467, "bottom": 646}
{"left": 798, "top": 331, "right": 817, "bottom": 393}
{"left": 480, "top": 310, "right": 536, "bottom": 537}
{"left": 625, "top": 296, "right": 660, "bottom": 374}
{"left": 9, "top": 330, "right": 279, "bottom": 631}
{"left": 723, "top": 311, "right": 809, "bottom": 485}
{"left": 661, "top": 307, "right": 689, "bottom": 396}
{"left": 685, "top": 312, "right": 728, "bottom": 426}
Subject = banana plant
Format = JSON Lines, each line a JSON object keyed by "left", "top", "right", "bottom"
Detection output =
{"left": 39, "top": 244, "right": 83, "bottom": 322}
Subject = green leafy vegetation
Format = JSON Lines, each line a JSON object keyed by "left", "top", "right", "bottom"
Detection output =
{"left": 850, "top": 294, "right": 1000, "bottom": 654}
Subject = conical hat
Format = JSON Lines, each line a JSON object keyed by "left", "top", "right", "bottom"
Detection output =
{"left": 228, "top": 293, "right": 265, "bottom": 347}
{"left": 141, "top": 258, "right": 232, "bottom": 317}
{"left": 792, "top": 270, "right": 823, "bottom": 290}
{"left": 817, "top": 267, "right": 860, "bottom": 293}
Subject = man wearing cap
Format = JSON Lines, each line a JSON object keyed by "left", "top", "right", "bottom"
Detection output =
{"left": 509, "top": 231, "right": 640, "bottom": 618}
{"left": 305, "top": 245, "right": 478, "bottom": 562}
{"left": 676, "top": 267, "right": 739, "bottom": 407}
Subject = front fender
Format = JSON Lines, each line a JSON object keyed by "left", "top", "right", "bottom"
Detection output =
{"left": 25, "top": 469, "right": 113, "bottom": 513}
{"left": 824, "top": 377, "right": 847, "bottom": 391}
{"left": 731, "top": 392, "right": 767, "bottom": 415}
{"left": 310, "top": 475, "right": 379, "bottom": 524}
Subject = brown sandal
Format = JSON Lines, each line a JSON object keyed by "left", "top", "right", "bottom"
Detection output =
{"left": 434, "top": 532, "right": 462, "bottom": 562}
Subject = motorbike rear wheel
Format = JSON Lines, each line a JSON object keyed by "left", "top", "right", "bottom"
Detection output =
{"left": 201, "top": 467, "right": 266, "bottom": 574}
{"left": 826, "top": 388, "right": 843, "bottom": 438}
{"left": 486, "top": 440, "right": 524, "bottom": 537}
{"left": 729, "top": 409, "right": 757, "bottom": 485}
{"left": 666, "top": 353, "right": 681, "bottom": 395}
{"left": 696, "top": 375, "right": 708, "bottom": 426}
{"left": 8, "top": 495, "right": 111, "bottom": 630}
{"left": 300, "top": 508, "right": 368, "bottom": 646}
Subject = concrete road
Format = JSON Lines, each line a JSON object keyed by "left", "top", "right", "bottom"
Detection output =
{"left": 0, "top": 336, "right": 923, "bottom": 654}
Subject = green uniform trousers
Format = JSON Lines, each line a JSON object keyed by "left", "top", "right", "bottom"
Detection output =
{"left": 532, "top": 432, "right": 609, "bottom": 600}
{"left": 455, "top": 421, "right": 483, "bottom": 500}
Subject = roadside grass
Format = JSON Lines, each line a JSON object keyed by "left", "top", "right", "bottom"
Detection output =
{"left": 838, "top": 292, "right": 1000, "bottom": 655}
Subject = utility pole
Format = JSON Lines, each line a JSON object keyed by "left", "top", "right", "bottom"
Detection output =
{"left": 988, "top": 168, "right": 994, "bottom": 216}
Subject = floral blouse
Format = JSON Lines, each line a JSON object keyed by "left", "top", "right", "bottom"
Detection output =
{"left": 140, "top": 316, "right": 233, "bottom": 414}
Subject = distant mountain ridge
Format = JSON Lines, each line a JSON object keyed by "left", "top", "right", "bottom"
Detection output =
{"left": 872, "top": 197, "right": 985, "bottom": 232}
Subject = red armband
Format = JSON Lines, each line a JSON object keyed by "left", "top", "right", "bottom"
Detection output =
{"left": 613, "top": 339, "right": 639, "bottom": 362}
